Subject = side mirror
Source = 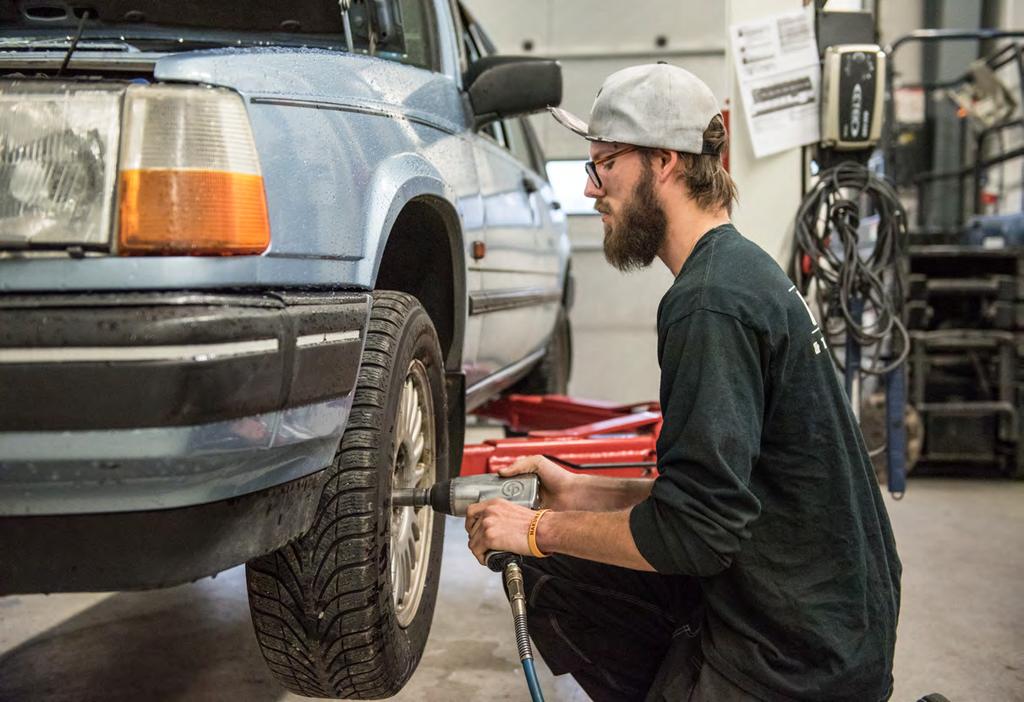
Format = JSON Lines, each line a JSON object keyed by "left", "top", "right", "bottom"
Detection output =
{"left": 464, "top": 56, "right": 562, "bottom": 130}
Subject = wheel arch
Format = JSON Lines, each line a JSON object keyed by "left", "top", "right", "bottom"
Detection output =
{"left": 363, "top": 159, "right": 467, "bottom": 374}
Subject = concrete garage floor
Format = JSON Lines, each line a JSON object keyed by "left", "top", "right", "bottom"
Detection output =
{"left": 1, "top": 478, "right": 1021, "bottom": 702}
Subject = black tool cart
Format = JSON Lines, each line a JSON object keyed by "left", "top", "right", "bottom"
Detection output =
{"left": 887, "top": 31, "right": 1024, "bottom": 477}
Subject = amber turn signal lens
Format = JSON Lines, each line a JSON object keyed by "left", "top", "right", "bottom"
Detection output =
{"left": 118, "top": 169, "right": 270, "bottom": 255}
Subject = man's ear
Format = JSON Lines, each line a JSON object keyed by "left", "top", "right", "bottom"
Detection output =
{"left": 653, "top": 149, "right": 680, "bottom": 184}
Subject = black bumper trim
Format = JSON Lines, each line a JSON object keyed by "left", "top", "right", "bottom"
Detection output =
{"left": 0, "top": 291, "right": 370, "bottom": 431}
{"left": 0, "top": 469, "right": 327, "bottom": 594}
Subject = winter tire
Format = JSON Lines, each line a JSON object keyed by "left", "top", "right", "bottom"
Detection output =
{"left": 246, "top": 291, "right": 448, "bottom": 698}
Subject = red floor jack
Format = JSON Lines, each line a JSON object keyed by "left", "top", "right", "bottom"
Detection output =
{"left": 462, "top": 394, "right": 663, "bottom": 477}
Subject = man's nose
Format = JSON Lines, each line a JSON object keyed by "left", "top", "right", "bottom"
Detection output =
{"left": 584, "top": 178, "right": 602, "bottom": 199}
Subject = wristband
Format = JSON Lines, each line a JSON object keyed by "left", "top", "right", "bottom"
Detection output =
{"left": 527, "top": 508, "right": 551, "bottom": 558}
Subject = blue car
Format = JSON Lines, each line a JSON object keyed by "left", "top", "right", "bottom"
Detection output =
{"left": 0, "top": 0, "right": 571, "bottom": 696}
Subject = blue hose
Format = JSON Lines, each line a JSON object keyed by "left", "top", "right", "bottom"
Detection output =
{"left": 521, "top": 658, "right": 545, "bottom": 702}
{"left": 495, "top": 557, "right": 545, "bottom": 702}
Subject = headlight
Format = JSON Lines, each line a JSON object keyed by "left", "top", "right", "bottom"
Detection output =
{"left": 0, "top": 82, "right": 121, "bottom": 248}
{"left": 0, "top": 81, "right": 269, "bottom": 256}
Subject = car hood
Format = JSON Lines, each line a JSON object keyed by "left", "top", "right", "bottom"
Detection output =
{"left": 154, "top": 48, "right": 465, "bottom": 135}
{"left": 1, "top": 1, "right": 345, "bottom": 35}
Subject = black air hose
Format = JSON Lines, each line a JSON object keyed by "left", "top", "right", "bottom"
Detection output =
{"left": 793, "top": 161, "right": 910, "bottom": 376}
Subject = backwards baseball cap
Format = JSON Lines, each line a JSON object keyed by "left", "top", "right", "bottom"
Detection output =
{"left": 549, "top": 63, "right": 722, "bottom": 155}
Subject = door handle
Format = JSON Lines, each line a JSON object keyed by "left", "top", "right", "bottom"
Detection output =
{"left": 521, "top": 176, "right": 538, "bottom": 195}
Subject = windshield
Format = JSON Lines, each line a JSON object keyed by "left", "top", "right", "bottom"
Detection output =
{"left": 0, "top": 0, "right": 439, "bottom": 70}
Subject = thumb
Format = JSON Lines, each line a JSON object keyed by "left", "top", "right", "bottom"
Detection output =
{"left": 497, "top": 455, "right": 543, "bottom": 477}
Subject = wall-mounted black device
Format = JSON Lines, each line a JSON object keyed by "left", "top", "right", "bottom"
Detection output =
{"left": 820, "top": 44, "right": 887, "bottom": 151}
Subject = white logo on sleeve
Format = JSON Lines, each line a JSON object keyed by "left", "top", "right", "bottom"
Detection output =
{"left": 789, "top": 285, "right": 828, "bottom": 355}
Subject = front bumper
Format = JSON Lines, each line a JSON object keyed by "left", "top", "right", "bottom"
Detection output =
{"left": 0, "top": 290, "right": 369, "bottom": 514}
{"left": 0, "top": 291, "right": 370, "bottom": 592}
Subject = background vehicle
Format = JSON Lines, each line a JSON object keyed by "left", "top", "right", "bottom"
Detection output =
{"left": 0, "top": 0, "right": 570, "bottom": 696}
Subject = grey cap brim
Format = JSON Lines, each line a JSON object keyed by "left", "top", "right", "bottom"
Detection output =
{"left": 548, "top": 106, "right": 616, "bottom": 143}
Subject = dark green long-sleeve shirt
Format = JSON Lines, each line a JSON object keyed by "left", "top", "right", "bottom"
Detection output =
{"left": 629, "top": 224, "right": 901, "bottom": 702}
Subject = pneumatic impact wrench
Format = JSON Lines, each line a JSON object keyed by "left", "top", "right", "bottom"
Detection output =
{"left": 393, "top": 474, "right": 546, "bottom": 701}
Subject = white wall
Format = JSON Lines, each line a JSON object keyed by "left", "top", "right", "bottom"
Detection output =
{"left": 723, "top": 0, "right": 806, "bottom": 264}
{"left": 879, "top": 0, "right": 923, "bottom": 82}
{"left": 1003, "top": 0, "right": 1024, "bottom": 27}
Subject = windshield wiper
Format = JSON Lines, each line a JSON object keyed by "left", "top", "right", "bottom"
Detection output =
{"left": 56, "top": 9, "right": 91, "bottom": 75}
{"left": 0, "top": 37, "right": 139, "bottom": 52}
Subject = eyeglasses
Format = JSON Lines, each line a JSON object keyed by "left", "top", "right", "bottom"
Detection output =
{"left": 584, "top": 145, "right": 639, "bottom": 190}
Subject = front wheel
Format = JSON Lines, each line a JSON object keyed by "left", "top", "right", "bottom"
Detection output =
{"left": 246, "top": 291, "right": 448, "bottom": 699}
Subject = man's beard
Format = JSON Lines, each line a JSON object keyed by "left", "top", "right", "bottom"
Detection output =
{"left": 598, "top": 167, "right": 668, "bottom": 272}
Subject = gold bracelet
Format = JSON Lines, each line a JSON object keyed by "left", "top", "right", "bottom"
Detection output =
{"left": 528, "top": 509, "right": 551, "bottom": 558}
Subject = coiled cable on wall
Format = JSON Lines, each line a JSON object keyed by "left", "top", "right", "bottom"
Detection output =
{"left": 793, "top": 160, "right": 910, "bottom": 376}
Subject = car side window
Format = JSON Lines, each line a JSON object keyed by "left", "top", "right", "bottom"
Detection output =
{"left": 520, "top": 118, "right": 549, "bottom": 181}
{"left": 483, "top": 121, "right": 508, "bottom": 147}
{"left": 502, "top": 118, "right": 540, "bottom": 175}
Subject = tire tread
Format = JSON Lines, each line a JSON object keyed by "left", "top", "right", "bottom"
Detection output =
{"left": 246, "top": 292, "right": 444, "bottom": 698}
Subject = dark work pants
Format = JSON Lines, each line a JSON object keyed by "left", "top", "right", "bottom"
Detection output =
{"left": 519, "top": 555, "right": 761, "bottom": 701}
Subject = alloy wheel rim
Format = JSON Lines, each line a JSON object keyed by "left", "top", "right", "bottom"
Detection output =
{"left": 389, "top": 359, "right": 436, "bottom": 628}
